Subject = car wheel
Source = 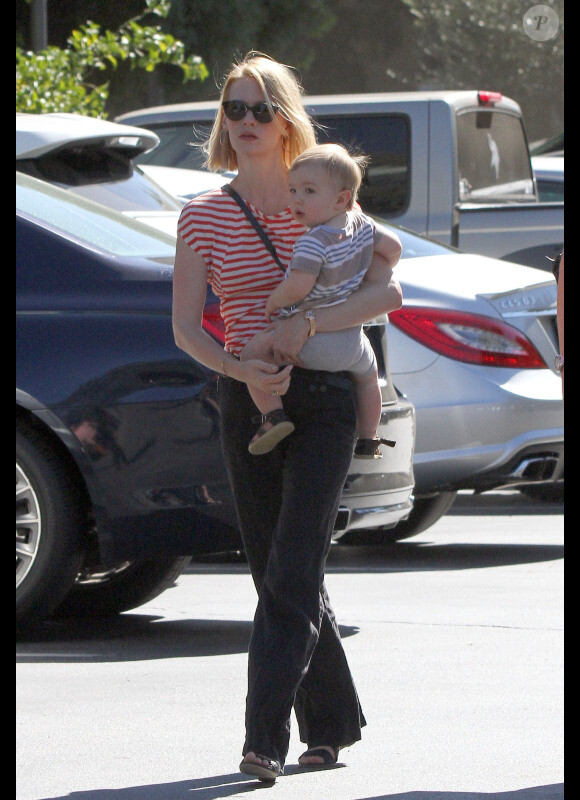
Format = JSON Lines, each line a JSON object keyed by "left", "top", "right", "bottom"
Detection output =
{"left": 385, "top": 491, "right": 458, "bottom": 540}
{"left": 340, "top": 491, "right": 458, "bottom": 545}
{"left": 52, "top": 555, "right": 191, "bottom": 617}
{"left": 16, "top": 420, "right": 86, "bottom": 629}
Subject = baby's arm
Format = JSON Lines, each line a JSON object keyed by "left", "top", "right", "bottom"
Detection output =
{"left": 373, "top": 222, "right": 403, "bottom": 268}
{"left": 265, "top": 269, "right": 317, "bottom": 321}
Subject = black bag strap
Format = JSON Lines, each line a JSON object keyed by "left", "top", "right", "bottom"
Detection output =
{"left": 223, "top": 183, "right": 286, "bottom": 273}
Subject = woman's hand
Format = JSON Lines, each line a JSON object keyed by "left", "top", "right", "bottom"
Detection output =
{"left": 236, "top": 359, "right": 293, "bottom": 395}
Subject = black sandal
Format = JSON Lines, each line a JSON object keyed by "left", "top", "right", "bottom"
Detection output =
{"left": 298, "top": 746, "right": 339, "bottom": 766}
{"left": 239, "top": 754, "right": 283, "bottom": 782}
{"left": 354, "top": 436, "right": 396, "bottom": 459}
{"left": 248, "top": 409, "right": 295, "bottom": 455}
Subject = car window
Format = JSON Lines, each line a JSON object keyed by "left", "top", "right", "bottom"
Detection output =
{"left": 16, "top": 173, "right": 176, "bottom": 258}
{"left": 314, "top": 114, "right": 410, "bottom": 217}
{"left": 136, "top": 123, "right": 214, "bottom": 171}
{"left": 536, "top": 180, "right": 564, "bottom": 203}
{"left": 134, "top": 115, "right": 412, "bottom": 218}
{"left": 457, "top": 110, "right": 535, "bottom": 202}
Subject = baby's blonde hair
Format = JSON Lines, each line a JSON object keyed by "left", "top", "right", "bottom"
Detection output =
{"left": 290, "top": 143, "right": 369, "bottom": 209}
{"left": 204, "top": 52, "right": 317, "bottom": 171}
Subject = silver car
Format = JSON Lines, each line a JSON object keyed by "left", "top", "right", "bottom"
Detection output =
{"left": 383, "top": 227, "right": 563, "bottom": 537}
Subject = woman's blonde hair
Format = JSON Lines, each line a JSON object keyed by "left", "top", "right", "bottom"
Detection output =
{"left": 204, "top": 51, "right": 317, "bottom": 172}
{"left": 290, "top": 143, "right": 369, "bottom": 209}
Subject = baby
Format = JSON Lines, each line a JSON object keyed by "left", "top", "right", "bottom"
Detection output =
{"left": 240, "top": 143, "right": 402, "bottom": 457}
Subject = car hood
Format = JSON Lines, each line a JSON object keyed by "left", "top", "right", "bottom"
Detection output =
{"left": 122, "top": 209, "right": 180, "bottom": 236}
{"left": 397, "top": 252, "right": 556, "bottom": 313}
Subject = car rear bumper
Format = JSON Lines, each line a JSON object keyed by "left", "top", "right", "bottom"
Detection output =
{"left": 393, "top": 361, "right": 563, "bottom": 493}
{"left": 333, "top": 393, "right": 415, "bottom": 539}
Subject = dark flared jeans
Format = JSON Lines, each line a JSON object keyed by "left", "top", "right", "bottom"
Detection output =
{"left": 218, "top": 367, "right": 366, "bottom": 767}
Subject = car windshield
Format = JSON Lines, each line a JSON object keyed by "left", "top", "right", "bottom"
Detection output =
{"left": 16, "top": 172, "right": 177, "bottom": 259}
{"left": 456, "top": 110, "right": 535, "bottom": 203}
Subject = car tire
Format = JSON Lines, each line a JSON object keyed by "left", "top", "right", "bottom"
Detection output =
{"left": 385, "top": 491, "right": 458, "bottom": 540}
{"left": 16, "top": 420, "right": 87, "bottom": 629}
{"left": 52, "top": 556, "right": 191, "bottom": 618}
{"left": 340, "top": 491, "right": 458, "bottom": 545}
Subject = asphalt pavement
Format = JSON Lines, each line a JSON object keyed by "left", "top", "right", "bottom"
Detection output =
{"left": 16, "top": 490, "right": 564, "bottom": 800}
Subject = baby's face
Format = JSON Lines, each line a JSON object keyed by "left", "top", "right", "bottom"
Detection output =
{"left": 288, "top": 164, "right": 344, "bottom": 228}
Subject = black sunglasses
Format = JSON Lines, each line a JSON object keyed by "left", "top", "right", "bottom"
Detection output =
{"left": 222, "top": 100, "right": 280, "bottom": 123}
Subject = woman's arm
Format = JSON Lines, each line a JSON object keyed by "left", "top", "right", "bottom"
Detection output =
{"left": 374, "top": 224, "right": 403, "bottom": 268}
{"left": 269, "top": 250, "right": 403, "bottom": 363}
{"left": 173, "top": 235, "right": 293, "bottom": 393}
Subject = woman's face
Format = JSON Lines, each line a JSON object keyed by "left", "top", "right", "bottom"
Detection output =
{"left": 223, "top": 77, "right": 288, "bottom": 161}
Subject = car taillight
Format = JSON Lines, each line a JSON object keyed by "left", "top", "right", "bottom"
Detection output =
{"left": 478, "top": 90, "right": 502, "bottom": 105}
{"left": 389, "top": 307, "right": 546, "bottom": 368}
{"left": 202, "top": 301, "right": 225, "bottom": 344}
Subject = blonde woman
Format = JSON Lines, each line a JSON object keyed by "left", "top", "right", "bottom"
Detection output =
{"left": 173, "top": 52, "right": 402, "bottom": 782}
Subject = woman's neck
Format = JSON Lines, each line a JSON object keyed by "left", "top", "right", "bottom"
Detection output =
{"left": 231, "top": 157, "right": 290, "bottom": 216}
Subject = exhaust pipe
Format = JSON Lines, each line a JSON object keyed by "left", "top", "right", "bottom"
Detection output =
{"left": 509, "top": 455, "right": 558, "bottom": 482}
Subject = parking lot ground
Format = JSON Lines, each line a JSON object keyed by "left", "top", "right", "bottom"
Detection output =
{"left": 16, "top": 491, "right": 563, "bottom": 800}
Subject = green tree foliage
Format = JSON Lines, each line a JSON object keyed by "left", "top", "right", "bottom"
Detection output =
{"left": 100, "top": 0, "right": 337, "bottom": 115}
{"left": 165, "top": 0, "right": 336, "bottom": 90}
{"left": 303, "top": 0, "right": 563, "bottom": 141}
{"left": 15, "top": 0, "right": 563, "bottom": 139}
{"left": 16, "top": 0, "right": 208, "bottom": 116}
{"left": 395, "top": 0, "right": 564, "bottom": 140}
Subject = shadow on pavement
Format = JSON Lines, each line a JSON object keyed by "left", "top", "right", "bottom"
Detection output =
{"left": 187, "top": 537, "right": 564, "bottom": 578}
{"left": 16, "top": 490, "right": 562, "bottom": 658}
{"left": 24, "top": 779, "right": 563, "bottom": 800}
{"left": 325, "top": 538, "right": 564, "bottom": 574}
{"left": 15, "top": 614, "right": 360, "bottom": 662}
{"left": 354, "top": 786, "right": 564, "bottom": 800}
{"left": 448, "top": 490, "right": 563, "bottom": 516}
{"left": 24, "top": 772, "right": 264, "bottom": 799}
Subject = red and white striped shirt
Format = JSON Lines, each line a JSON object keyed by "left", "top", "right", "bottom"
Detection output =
{"left": 178, "top": 187, "right": 306, "bottom": 355}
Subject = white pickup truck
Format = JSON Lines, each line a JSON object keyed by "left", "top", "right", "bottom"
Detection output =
{"left": 118, "top": 89, "right": 563, "bottom": 270}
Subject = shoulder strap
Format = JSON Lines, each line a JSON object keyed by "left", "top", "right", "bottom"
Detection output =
{"left": 223, "top": 183, "right": 286, "bottom": 272}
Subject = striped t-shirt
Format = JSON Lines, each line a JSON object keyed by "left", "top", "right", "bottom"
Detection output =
{"left": 280, "top": 209, "right": 378, "bottom": 315}
{"left": 178, "top": 187, "right": 306, "bottom": 355}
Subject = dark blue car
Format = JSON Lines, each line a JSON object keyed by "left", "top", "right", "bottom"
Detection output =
{"left": 16, "top": 172, "right": 415, "bottom": 628}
